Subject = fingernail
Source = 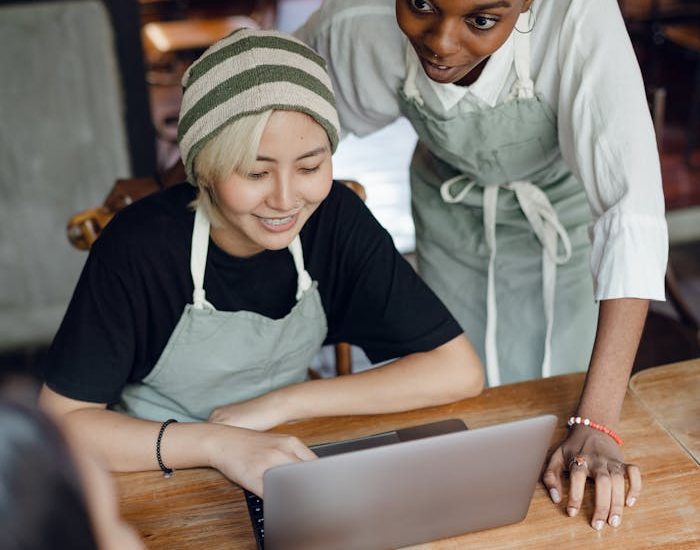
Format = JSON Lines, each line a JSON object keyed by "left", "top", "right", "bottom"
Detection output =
{"left": 610, "top": 515, "right": 621, "bottom": 527}
{"left": 627, "top": 496, "right": 636, "bottom": 507}
{"left": 593, "top": 520, "right": 604, "bottom": 531}
{"left": 549, "top": 488, "right": 560, "bottom": 503}
{"left": 567, "top": 507, "right": 578, "bottom": 517}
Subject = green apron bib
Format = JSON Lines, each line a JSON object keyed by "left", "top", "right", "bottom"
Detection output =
{"left": 116, "top": 206, "right": 328, "bottom": 422}
{"left": 398, "top": 16, "right": 597, "bottom": 386}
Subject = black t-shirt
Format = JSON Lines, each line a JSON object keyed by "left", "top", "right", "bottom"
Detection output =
{"left": 44, "top": 182, "right": 462, "bottom": 403}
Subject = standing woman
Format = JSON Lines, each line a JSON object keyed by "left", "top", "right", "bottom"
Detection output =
{"left": 296, "top": 0, "right": 663, "bottom": 529}
{"left": 39, "top": 29, "right": 483, "bottom": 498}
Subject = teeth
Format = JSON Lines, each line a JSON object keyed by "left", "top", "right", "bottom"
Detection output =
{"left": 427, "top": 60, "right": 449, "bottom": 70}
{"left": 261, "top": 215, "right": 293, "bottom": 226}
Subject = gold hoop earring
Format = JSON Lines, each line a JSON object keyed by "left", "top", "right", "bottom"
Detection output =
{"left": 514, "top": 8, "right": 536, "bottom": 34}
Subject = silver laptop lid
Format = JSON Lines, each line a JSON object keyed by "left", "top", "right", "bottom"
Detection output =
{"left": 264, "top": 414, "right": 556, "bottom": 550}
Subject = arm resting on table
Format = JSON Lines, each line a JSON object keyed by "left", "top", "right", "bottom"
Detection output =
{"left": 210, "top": 334, "right": 484, "bottom": 430}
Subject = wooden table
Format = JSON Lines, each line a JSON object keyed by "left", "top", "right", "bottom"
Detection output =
{"left": 629, "top": 359, "right": 699, "bottom": 464}
{"left": 117, "top": 371, "right": 700, "bottom": 549}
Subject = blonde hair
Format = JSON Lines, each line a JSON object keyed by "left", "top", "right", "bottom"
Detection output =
{"left": 190, "top": 110, "right": 273, "bottom": 227}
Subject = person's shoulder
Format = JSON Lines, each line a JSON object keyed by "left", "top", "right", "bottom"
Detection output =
{"left": 528, "top": 0, "right": 568, "bottom": 36}
{"left": 297, "top": 0, "right": 403, "bottom": 51}
{"left": 304, "top": 180, "right": 370, "bottom": 235}
{"left": 533, "top": 0, "right": 622, "bottom": 38}
{"left": 305, "top": 180, "right": 387, "bottom": 252}
{"left": 304, "top": 0, "right": 396, "bottom": 28}
{"left": 322, "top": 180, "right": 368, "bottom": 215}
{"left": 92, "top": 182, "right": 195, "bottom": 263}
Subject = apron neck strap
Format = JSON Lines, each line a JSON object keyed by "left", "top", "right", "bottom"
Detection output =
{"left": 190, "top": 207, "right": 313, "bottom": 308}
{"left": 191, "top": 207, "right": 213, "bottom": 309}
{"left": 402, "top": 44, "right": 424, "bottom": 105}
{"left": 287, "top": 235, "right": 313, "bottom": 300}
{"left": 511, "top": 12, "right": 535, "bottom": 99}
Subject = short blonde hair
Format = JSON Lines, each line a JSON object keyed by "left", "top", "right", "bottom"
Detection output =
{"left": 190, "top": 110, "right": 272, "bottom": 227}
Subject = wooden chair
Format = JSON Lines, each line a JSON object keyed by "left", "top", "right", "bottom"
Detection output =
{"left": 66, "top": 161, "right": 363, "bottom": 377}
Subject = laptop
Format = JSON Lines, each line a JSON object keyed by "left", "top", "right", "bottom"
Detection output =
{"left": 244, "top": 414, "right": 556, "bottom": 550}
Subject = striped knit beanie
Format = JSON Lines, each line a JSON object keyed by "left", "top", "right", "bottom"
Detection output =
{"left": 177, "top": 28, "right": 340, "bottom": 184}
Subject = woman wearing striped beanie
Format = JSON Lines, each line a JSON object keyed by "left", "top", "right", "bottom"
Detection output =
{"left": 40, "top": 29, "right": 483, "bottom": 497}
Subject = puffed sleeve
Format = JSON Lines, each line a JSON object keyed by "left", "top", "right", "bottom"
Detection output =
{"left": 555, "top": 0, "right": 668, "bottom": 300}
{"left": 294, "top": 0, "right": 406, "bottom": 137}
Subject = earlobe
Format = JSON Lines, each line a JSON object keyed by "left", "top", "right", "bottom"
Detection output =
{"left": 521, "top": 0, "right": 534, "bottom": 13}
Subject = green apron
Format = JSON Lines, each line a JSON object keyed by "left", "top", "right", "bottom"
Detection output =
{"left": 116, "top": 206, "right": 328, "bottom": 422}
{"left": 398, "top": 16, "right": 597, "bottom": 386}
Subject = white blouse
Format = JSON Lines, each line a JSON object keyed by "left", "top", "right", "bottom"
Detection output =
{"left": 296, "top": 0, "right": 668, "bottom": 301}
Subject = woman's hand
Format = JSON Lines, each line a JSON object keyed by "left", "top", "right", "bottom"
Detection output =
{"left": 204, "top": 425, "right": 316, "bottom": 497}
{"left": 542, "top": 426, "right": 642, "bottom": 530}
{"left": 208, "top": 393, "right": 286, "bottom": 431}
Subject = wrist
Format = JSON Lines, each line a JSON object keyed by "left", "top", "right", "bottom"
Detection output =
{"left": 200, "top": 423, "right": 239, "bottom": 470}
{"left": 575, "top": 407, "right": 620, "bottom": 429}
{"left": 265, "top": 384, "right": 304, "bottom": 425}
{"left": 567, "top": 416, "right": 623, "bottom": 446}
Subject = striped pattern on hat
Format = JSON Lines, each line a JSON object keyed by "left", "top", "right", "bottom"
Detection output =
{"left": 177, "top": 28, "right": 340, "bottom": 184}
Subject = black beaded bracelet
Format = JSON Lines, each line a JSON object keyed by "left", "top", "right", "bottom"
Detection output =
{"left": 156, "top": 418, "right": 178, "bottom": 478}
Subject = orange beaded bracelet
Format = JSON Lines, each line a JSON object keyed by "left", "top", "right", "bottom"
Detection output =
{"left": 567, "top": 416, "right": 624, "bottom": 446}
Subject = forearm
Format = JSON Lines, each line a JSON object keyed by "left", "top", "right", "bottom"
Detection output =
{"left": 576, "top": 298, "right": 649, "bottom": 427}
{"left": 271, "top": 334, "right": 483, "bottom": 422}
{"left": 39, "top": 384, "right": 226, "bottom": 472}
{"left": 40, "top": 386, "right": 316, "bottom": 496}
{"left": 60, "top": 407, "right": 227, "bottom": 472}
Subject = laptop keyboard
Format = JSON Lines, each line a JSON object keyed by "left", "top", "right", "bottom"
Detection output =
{"left": 244, "top": 489, "right": 266, "bottom": 549}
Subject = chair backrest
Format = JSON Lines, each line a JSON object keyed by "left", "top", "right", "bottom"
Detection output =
{"left": 0, "top": 1, "right": 131, "bottom": 351}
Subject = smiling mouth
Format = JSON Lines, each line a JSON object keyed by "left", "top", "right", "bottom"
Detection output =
{"left": 259, "top": 215, "right": 294, "bottom": 226}
{"left": 425, "top": 59, "right": 451, "bottom": 71}
{"left": 418, "top": 56, "right": 465, "bottom": 83}
{"left": 253, "top": 211, "right": 301, "bottom": 232}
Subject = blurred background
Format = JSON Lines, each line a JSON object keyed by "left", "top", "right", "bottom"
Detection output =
{"left": 1, "top": 0, "right": 698, "bottom": 385}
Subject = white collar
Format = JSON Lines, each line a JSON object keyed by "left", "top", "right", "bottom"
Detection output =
{"left": 414, "top": 31, "right": 515, "bottom": 111}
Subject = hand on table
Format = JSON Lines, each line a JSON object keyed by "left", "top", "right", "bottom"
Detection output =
{"left": 542, "top": 426, "right": 642, "bottom": 530}
{"left": 206, "top": 426, "right": 316, "bottom": 497}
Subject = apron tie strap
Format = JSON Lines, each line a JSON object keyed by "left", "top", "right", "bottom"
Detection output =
{"left": 288, "top": 236, "right": 312, "bottom": 300}
{"left": 440, "top": 174, "right": 478, "bottom": 203}
{"left": 508, "top": 181, "right": 572, "bottom": 378}
{"left": 450, "top": 180, "right": 572, "bottom": 385}
{"left": 483, "top": 186, "right": 501, "bottom": 387}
